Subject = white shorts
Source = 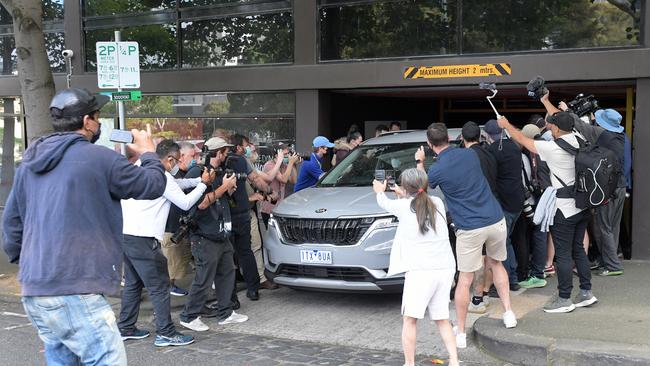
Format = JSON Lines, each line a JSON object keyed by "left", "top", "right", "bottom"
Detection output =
{"left": 401, "top": 269, "right": 456, "bottom": 320}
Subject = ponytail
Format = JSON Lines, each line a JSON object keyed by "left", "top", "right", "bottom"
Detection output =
{"left": 410, "top": 187, "right": 437, "bottom": 235}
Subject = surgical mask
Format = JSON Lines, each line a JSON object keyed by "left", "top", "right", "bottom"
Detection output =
{"left": 282, "top": 157, "right": 289, "bottom": 165}
{"left": 170, "top": 163, "right": 180, "bottom": 176}
{"left": 187, "top": 159, "right": 197, "bottom": 170}
{"left": 244, "top": 146, "right": 252, "bottom": 158}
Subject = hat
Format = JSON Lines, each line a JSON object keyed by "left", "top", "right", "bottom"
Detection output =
{"left": 461, "top": 121, "right": 481, "bottom": 141}
{"left": 49, "top": 88, "right": 110, "bottom": 118}
{"left": 484, "top": 119, "right": 503, "bottom": 141}
{"left": 594, "top": 109, "right": 624, "bottom": 133}
{"left": 546, "top": 112, "right": 575, "bottom": 132}
{"left": 204, "top": 137, "right": 233, "bottom": 151}
{"left": 522, "top": 124, "right": 541, "bottom": 139}
{"left": 313, "top": 136, "right": 335, "bottom": 148}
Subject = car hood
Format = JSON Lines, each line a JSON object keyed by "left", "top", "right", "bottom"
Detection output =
{"left": 273, "top": 187, "right": 444, "bottom": 219}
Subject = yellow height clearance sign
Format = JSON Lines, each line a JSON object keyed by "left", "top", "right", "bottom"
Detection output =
{"left": 404, "top": 64, "right": 511, "bottom": 79}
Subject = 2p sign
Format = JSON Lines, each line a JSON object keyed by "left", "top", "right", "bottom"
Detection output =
{"left": 96, "top": 41, "right": 140, "bottom": 89}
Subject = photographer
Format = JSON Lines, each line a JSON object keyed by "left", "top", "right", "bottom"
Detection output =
{"left": 227, "top": 134, "right": 270, "bottom": 301}
{"left": 2, "top": 88, "right": 167, "bottom": 364}
{"left": 548, "top": 96, "right": 626, "bottom": 277}
{"left": 119, "top": 139, "right": 215, "bottom": 347}
{"left": 179, "top": 137, "right": 248, "bottom": 332}
{"left": 260, "top": 143, "right": 300, "bottom": 227}
{"left": 497, "top": 112, "right": 597, "bottom": 314}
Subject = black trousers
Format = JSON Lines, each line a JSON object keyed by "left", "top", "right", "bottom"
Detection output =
{"left": 180, "top": 236, "right": 236, "bottom": 322}
{"left": 231, "top": 212, "right": 260, "bottom": 292}
{"left": 118, "top": 235, "right": 175, "bottom": 337}
{"left": 550, "top": 210, "right": 592, "bottom": 299}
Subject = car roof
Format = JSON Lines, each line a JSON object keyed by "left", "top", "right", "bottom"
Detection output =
{"left": 362, "top": 128, "right": 464, "bottom": 146}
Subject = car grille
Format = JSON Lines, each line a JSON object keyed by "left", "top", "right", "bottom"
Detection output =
{"left": 274, "top": 216, "right": 375, "bottom": 245}
{"left": 277, "top": 264, "right": 374, "bottom": 282}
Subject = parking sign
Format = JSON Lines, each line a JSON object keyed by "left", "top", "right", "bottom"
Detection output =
{"left": 96, "top": 41, "right": 140, "bottom": 89}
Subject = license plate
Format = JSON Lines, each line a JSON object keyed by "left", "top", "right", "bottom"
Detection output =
{"left": 300, "top": 249, "right": 332, "bottom": 264}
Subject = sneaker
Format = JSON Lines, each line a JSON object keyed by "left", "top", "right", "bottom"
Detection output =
{"left": 487, "top": 285, "right": 499, "bottom": 298}
{"left": 154, "top": 332, "right": 195, "bottom": 347}
{"left": 180, "top": 317, "right": 209, "bottom": 332}
{"left": 543, "top": 296, "right": 576, "bottom": 313}
{"left": 217, "top": 311, "right": 248, "bottom": 325}
{"left": 589, "top": 261, "right": 602, "bottom": 270}
{"left": 503, "top": 310, "right": 517, "bottom": 328}
{"left": 452, "top": 326, "right": 467, "bottom": 349}
{"left": 120, "top": 328, "right": 150, "bottom": 341}
{"left": 543, "top": 265, "right": 555, "bottom": 278}
{"left": 574, "top": 290, "right": 598, "bottom": 308}
{"left": 468, "top": 298, "right": 487, "bottom": 314}
{"left": 170, "top": 285, "right": 189, "bottom": 297}
{"left": 509, "top": 283, "right": 521, "bottom": 291}
{"left": 518, "top": 276, "right": 547, "bottom": 289}
{"left": 598, "top": 269, "right": 623, "bottom": 277}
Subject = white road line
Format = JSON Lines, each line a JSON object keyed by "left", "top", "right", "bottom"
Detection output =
{"left": 1, "top": 312, "right": 28, "bottom": 318}
{"left": 4, "top": 323, "right": 31, "bottom": 330}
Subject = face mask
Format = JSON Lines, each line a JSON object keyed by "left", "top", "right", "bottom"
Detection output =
{"left": 188, "top": 159, "right": 197, "bottom": 169}
{"left": 244, "top": 146, "right": 252, "bottom": 158}
{"left": 170, "top": 163, "right": 180, "bottom": 176}
{"left": 88, "top": 122, "right": 101, "bottom": 144}
{"left": 282, "top": 157, "right": 289, "bottom": 164}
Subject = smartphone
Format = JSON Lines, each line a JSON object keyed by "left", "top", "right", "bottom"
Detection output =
{"left": 374, "top": 169, "right": 386, "bottom": 182}
{"left": 109, "top": 129, "right": 133, "bottom": 144}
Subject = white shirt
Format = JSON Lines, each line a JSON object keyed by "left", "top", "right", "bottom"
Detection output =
{"left": 376, "top": 193, "right": 456, "bottom": 276}
{"left": 122, "top": 171, "right": 207, "bottom": 241}
{"left": 534, "top": 134, "right": 583, "bottom": 218}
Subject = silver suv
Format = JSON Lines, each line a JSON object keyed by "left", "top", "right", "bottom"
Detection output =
{"left": 263, "top": 129, "right": 467, "bottom": 292}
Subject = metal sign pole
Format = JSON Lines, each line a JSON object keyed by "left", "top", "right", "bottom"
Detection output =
{"left": 115, "top": 30, "right": 126, "bottom": 155}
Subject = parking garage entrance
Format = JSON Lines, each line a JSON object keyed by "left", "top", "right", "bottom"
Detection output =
{"left": 325, "top": 81, "right": 636, "bottom": 259}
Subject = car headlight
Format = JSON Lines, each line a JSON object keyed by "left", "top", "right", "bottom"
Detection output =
{"left": 373, "top": 216, "right": 399, "bottom": 229}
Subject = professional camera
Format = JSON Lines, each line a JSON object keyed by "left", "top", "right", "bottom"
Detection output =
{"left": 527, "top": 76, "right": 548, "bottom": 100}
{"left": 566, "top": 93, "right": 599, "bottom": 117}
{"left": 522, "top": 191, "right": 536, "bottom": 219}
{"left": 171, "top": 213, "right": 196, "bottom": 244}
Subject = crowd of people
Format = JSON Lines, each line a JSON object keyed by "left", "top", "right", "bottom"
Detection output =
{"left": 0, "top": 86, "right": 632, "bottom": 365}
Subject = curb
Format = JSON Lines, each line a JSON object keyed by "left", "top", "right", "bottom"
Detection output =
{"left": 473, "top": 317, "right": 650, "bottom": 366}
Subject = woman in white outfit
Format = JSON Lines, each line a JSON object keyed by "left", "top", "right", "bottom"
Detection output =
{"left": 373, "top": 168, "right": 459, "bottom": 366}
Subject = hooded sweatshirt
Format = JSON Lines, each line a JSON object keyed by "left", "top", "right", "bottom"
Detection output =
{"left": 2, "top": 132, "right": 166, "bottom": 297}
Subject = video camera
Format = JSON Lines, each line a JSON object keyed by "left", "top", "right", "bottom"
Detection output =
{"left": 566, "top": 93, "right": 599, "bottom": 117}
{"left": 527, "top": 76, "right": 548, "bottom": 100}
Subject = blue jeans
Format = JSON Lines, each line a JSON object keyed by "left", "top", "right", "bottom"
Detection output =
{"left": 22, "top": 294, "right": 127, "bottom": 366}
{"left": 502, "top": 210, "right": 521, "bottom": 286}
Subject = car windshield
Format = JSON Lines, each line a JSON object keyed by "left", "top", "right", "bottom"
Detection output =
{"left": 318, "top": 143, "right": 437, "bottom": 188}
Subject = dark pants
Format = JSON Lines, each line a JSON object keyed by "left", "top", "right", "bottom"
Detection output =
{"left": 261, "top": 212, "right": 271, "bottom": 230}
{"left": 502, "top": 210, "right": 521, "bottom": 286}
{"left": 512, "top": 215, "right": 530, "bottom": 282}
{"left": 550, "top": 210, "right": 592, "bottom": 299}
{"left": 529, "top": 224, "right": 548, "bottom": 279}
{"left": 118, "top": 235, "right": 175, "bottom": 337}
{"left": 593, "top": 187, "right": 625, "bottom": 271}
{"left": 231, "top": 212, "right": 260, "bottom": 292}
{"left": 181, "top": 236, "right": 236, "bottom": 322}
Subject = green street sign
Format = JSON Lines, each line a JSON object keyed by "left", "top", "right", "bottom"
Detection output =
{"left": 101, "top": 91, "right": 142, "bottom": 101}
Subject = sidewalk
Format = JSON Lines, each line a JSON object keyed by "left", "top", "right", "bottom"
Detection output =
{"left": 472, "top": 260, "right": 650, "bottom": 366}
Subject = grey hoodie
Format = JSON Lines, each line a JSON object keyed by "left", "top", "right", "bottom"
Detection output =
{"left": 2, "top": 132, "right": 166, "bottom": 296}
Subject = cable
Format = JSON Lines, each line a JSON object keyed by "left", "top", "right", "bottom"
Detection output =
{"left": 587, "top": 159, "right": 606, "bottom": 206}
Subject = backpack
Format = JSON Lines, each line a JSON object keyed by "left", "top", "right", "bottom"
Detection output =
{"left": 554, "top": 137, "right": 622, "bottom": 209}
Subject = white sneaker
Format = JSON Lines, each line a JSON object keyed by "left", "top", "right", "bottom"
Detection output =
{"left": 452, "top": 326, "right": 467, "bottom": 349}
{"left": 468, "top": 300, "right": 487, "bottom": 314}
{"left": 218, "top": 311, "right": 248, "bottom": 325}
{"left": 503, "top": 310, "right": 517, "bottom": 329}
{"left": 180, "top": 317, "right": 209, "bottom": 332}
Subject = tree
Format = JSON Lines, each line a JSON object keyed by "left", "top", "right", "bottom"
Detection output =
{"left": 0, "top": 0, "right": 55, "bottom": 141}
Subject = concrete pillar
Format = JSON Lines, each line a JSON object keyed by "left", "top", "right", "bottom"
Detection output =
{"left": 632, "top": 78, "right": 650, "bottom": 259}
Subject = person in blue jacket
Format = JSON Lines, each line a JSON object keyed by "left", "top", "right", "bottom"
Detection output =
{"left": 294, "top": 136, "right": 335, "bottom": 192}
{"left": 2, "top": 88, "right": 167, "bottom": 365}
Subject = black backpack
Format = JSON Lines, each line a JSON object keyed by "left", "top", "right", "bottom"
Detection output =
{"left": 554, "top": 137, "right": 622, "bottom": 209}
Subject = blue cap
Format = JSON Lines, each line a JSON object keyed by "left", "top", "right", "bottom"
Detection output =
{"left": 484, "top": 119, "right": 503, "bottom": 141}
{"left": 594, "top": 109, "right": 624, "bottom": 133}
{"left": 313, "top": 136, "right": 335, "bottom": 148}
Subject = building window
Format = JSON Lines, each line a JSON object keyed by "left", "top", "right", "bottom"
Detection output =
{"left": 320, "top": 0, "right": 457, "bottom": 60}
{"left": 97, "top": 93, "right": 296, "bottom": 164}
{"left": 82, "top": 0, "right": 293, "bottom": 71}
{"left": 0, "top": 1, "right": 65, "bottom": 75}
{"left": 319, "top": 0, "right": 642, "bottom": 61}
